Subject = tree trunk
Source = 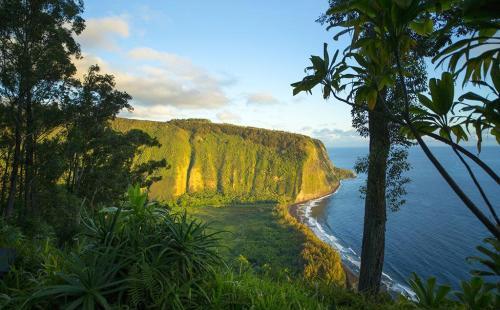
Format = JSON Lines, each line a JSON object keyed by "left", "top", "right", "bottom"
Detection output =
{"left": 1, "top": 146, "right": 13, "bottom": 207}
{"left": 358, "top": 98, "right": 390, "bottom": 294}
{"left": 18, "top": 145, "right": 24, "bottom": 201}
{"left": 24, "top": 90, "right": 34, "bottom": 212}
{"left": 5, "top": 119, "right": 22, "bottom": 218}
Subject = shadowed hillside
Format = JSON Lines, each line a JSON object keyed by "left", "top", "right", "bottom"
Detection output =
{"left": 112, "top": 118, "right": 353, "bottom": 204}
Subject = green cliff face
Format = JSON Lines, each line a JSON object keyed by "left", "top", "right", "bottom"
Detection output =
{"left": 112, "top": 118, "right": 350, "bottom": 204}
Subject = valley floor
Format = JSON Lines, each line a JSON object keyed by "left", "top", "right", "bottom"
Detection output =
{"left": 180, "top": 203, "right": 307, "bottom": 276}
{"left": 178, "top": 202, "right": 418, "bottom": 309}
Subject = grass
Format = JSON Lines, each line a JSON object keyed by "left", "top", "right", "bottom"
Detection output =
{"left": 181, "top": 203, "right": 414, "bottom": 309}
{"left": 180, "top": 203, "right": 306, "bottom": 276}
{"left": 180, "top": 199, "right": 346, "bottom": 288}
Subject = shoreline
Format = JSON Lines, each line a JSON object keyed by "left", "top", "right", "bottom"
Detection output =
{"left": 288, "top": 183, "right": 359, "bottom": 290}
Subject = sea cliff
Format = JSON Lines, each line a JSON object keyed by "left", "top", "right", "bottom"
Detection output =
{"left": 112, "top": 118, "right": 352, "bottom": 204}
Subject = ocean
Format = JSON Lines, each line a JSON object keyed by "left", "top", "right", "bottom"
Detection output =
{"left": 295, "top": 145, "right": 499, "bottom": 295}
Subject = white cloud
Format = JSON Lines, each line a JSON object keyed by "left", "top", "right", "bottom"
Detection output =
{"left": 128, "top": 48, "right": 198, "bottom": 78}
{"left": 78, "top": 16, "right": 129, "bottom": 50}
{"left": 120, "top": 104, "right": 177, "bottom": 121}
{"left": 72, "top": 53, "right": 108, "bottom": 79}
{"left": 73, "top": 47, "right": 229, "bottom": 110}
{"left": 246, "top": 92, "right": 280, "bottom": 105}
{"left": 304, "top": 127, "right": 367, "bottom": 147}
{"left": 216, "top": 111, "right": 241, "bottom": 123}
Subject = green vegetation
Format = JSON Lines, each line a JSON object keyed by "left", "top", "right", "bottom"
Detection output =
{"left": 112, "top": 118, "right": 353, "bottom": 204}
{"left": 2, "top": 187, "right": 498, "bottom": 309}
{"left": 293, "top": 0, "right": 499, "bottom": 295}
{"left": 181, "top": 204, "right": 306, "bottom": 276}
{"left": 0, "top": 187, "right": 371, "bottom": 309}
{"left": 178, "top": 201, "right": 347, "bottom": 286}
{"left": 1, "top": 0, "right": 499, "bottom": 308}
{"left": 0, "top": 187, "right": 223, "bottom": 308}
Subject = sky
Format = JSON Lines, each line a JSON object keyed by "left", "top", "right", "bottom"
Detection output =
{"left": 75, "top": 0, "right": 495, "bottom": 148}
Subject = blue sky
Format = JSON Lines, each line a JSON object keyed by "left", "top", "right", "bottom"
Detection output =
{"left": 76, "top": 0, "right": 495, "bottom": 147}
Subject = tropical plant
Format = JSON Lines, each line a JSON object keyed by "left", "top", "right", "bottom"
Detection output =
{"left": 408, "top": 273, "right": 451, "bottom": 308}
{"left": 455, "top": 277, "right": 495, "bottom": 310}
{"left": 292, "top": 0, "right": 430, "bottom": 293}
{"left": 293, "top": 0, "right": 500, "bottom": 293}
{"left": 0, "top": 185, "right": 225, "bottom": 309}
{"left": 468, "top": 237, "right": 500, "bottom": 278}
{"left": 407, "top": 71, "right": 499, "bottom": 227}
{"left": 30, "top": 249, "right": 128, "bottom": 309}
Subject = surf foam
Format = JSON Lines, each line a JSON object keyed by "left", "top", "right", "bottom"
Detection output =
{"left": 295, "top": 182, "right": 416, "bottom": 299}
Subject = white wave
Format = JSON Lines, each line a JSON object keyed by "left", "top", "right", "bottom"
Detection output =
{"left": 295, "top": 182, "right": 416, "bottom": 299}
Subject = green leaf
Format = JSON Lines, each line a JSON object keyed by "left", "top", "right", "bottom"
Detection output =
{"left": 439, "top": 128, "right": 449, "bottom": 140}
{"left": 492, "top": 57, "right": 500, "bottom": 94}
{"left": 391, "top": 3, "right": 401, "bottom": 28}
{"left": 418, "top": 94, "right": 434, "bottom": 110}
{"left": 354, "top": 86, "right": 368, "bottom": 106}
{"left": 323, "top": 43, "right": 329, "bottom": 71}
{"left": 458, "top": 92, "right": 489, "bottom": 104}
{"left": 367, "top": 89, "right": 377, "bottom": 110}
{"left": 429, "top": 72, "right": 454, "bottom": 115}
{"left": 435, "top": 285, "right": 451, "bottom": 303}
{"left": 333, "top": 28, "right": 351, "bottom": 41}
{"left": 451, "top": 125, "right": 469, "bottom": 143}
{"left": 410, "top": 18, "right": 434, "bottom": 36}
{"left": 326, "top": 1, "right": 353, "bottom": 15}
{"left": 310, "top": 56, "right": 325, "bottom": 73}
{"left": 331, "top": 49, "right": 339, "bottom": 67}
{"left": 433, "top": 38, "right": 470, "bottom": 63}
{"left": 377, "top": 75, "right": 393, "bottom": 91}
{"left": 475, "top": 121, "right": 483, "bottom": 153}
{"left": 478, "top": 28, "right": 497, "bottom": 43}
{"left": 346, "top": 52, "right": 368, "bottom": 68}
{"left": 492, "top": 127, "right": 500, "bottom": 144}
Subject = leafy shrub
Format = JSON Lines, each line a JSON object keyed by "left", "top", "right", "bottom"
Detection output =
{"left": 408, "top": 273, "right": 451, "bottom": 308}
{"left": 204, "top": 269, "right": 334, "bottom": 309}
{"left": 406, "top": 237, "right": 500, "bottom": 310}
{"left": 30, "top": 248, "right": 128, "bottom": 309}
{"left": 455, "top": 277, "right": 495, "bottom": 310}
{"left": 0, "top": 185, "right": 223, "bottom": 309}
{"left": 35, "top": 186, "right": 82, "bottom": 244}
{"left": 467, "top": 237, "right": 500, "bottom": 278}
{"left": 276, "top": 203, "right": 346, "bottom": 286}
{"left": 463, "top": 237, "right": 500, "bottom": 310}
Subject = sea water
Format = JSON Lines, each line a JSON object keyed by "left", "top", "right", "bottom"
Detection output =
{"left": 295, "top": 146, "right": 499, "bottom": 295}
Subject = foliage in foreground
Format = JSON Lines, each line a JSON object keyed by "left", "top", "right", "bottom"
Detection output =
{"left": 409, "top": 237, "right": 500, "bottom": 310}
{"left": 292, "top": 0, "right": 499, "bottom": 294}
{"left": 0, "top": 186, "right": 388, "bottom": 309}
{"left": 1, "top": 185, "right": 498, "bottom": 309}
{"left": 0, "top": 186, "right": 222, "bottom": 309}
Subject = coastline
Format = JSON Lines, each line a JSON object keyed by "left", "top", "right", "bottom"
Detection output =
{"left": 288, "top": 182, "right": 416, "bottom": 299}
{"left": 288, "top": 183, "right": 359, "bottom": 290}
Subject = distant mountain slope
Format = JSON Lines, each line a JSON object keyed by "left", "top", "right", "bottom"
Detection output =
{"left": 112, "top": 118, "right": 352, "bottom": 204}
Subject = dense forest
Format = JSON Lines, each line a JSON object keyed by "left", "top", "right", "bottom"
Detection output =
{"left": 1, "top": 0, "right": 499, "bottom": 309}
